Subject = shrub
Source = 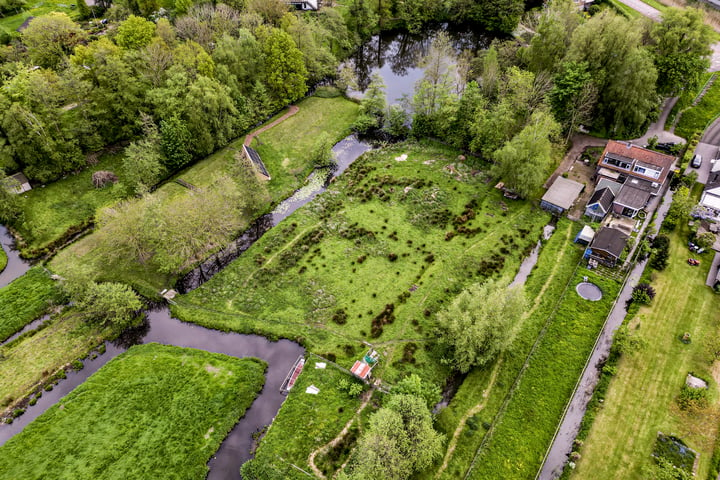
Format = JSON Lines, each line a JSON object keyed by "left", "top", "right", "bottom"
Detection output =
{"left": 651, "top": 235, "right": 670, "bottom": 270}
{"left": 677, "top": 385, "right": 708, "bottom": 410}
{"left": 696, "top": 231, "right": 716, "bottom": 249}
{"left": 631, "top": 283, "right": 656, "bottom": 305}
{"left": 91, "top": 170, "right": 118, "bottom": 188}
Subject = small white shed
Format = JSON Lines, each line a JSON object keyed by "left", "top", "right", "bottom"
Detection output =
{"left": 575, "top": 225, "right": 595, "bottom": 245}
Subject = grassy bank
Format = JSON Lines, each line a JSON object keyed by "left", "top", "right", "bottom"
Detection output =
{"left": 676, "top": 77, "right": 720, "bottom": 140}
{"left": 571, "top": 227, "right": 720, "bottom": 479}
{"left": 49, "top": 96, "right": 359, "bottom": 295}
{"left": 429, "top": 219, "right": 582, "bottom": 479}
{"left": 173, "top": 141, "right": 550, "bottom": 384}
{"left": 467, "top": 266, "right": 620, "bottom": 479}
{"left": 667, "top": 72, "right": 714, "bottom": 129}
{"left": 0, "top": 267, "right": 64, "bottom": 342}
{"left": 242, "top": 358, "right": 366, "bottom": 478}
{"left": 13, "top": 152, "right": 126, "bottom": 257}
{"left": 0, "top": 311, "right": 107, "bottom": 410}
{"left": 0, "top": 343, "right": 266, "bottom": 479}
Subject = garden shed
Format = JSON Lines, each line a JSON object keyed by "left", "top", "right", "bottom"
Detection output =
{"left": 540, "top": 177, "right": 584, "bottom": 216}
{"left": 585, "top": 226, "right": 628, "bottom": 267}
{"left": 585, "top": 187, "right": 614, "bottom": 222}
{"left": 575, "top": 225, "right": 595, "bottom": 245}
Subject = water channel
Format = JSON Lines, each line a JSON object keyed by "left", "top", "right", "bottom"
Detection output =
{"left": 0, "top": 24, "right": 496, "bottom": 478}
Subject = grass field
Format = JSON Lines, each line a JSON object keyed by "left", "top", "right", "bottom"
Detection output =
{"left": 241, "top": 358, "right": 366, "bottom": 479}
{"left": 13, "top": 152, "right": 126, "bottom": 257}
{"left": 0, "top": 343, "right": 266, "bottom": 479}
{"left": 49, "top": 96, "right": 359, "bottom": 295}
{"left": 676, "top": 77, "right": 720, "bottom": 140}
{"left": 571, "top": 227, "right": 720, "bottom": 480}
{"left": 428, "top": 219, "right": 581, "bottom": 479}
{"left": 0, "top": 311, "right": 108, "bottom": 410}
{"left": 173, "top": 141, "right": 550, "bottom": 384}
{"left": 467, "top": 266, "right": 620, "bottom": 479}
{"left": 0, "top": 267, "right": 64, "bottom": 342}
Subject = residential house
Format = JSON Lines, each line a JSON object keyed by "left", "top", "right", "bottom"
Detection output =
{"left": 595, "top": 141, "right": 675, "bottom": 218}
{"left": 585, "top": 226, "right": 629, "bottom": 267}
{"left": 585, "top": 187, "right": 614, "bottom": 222}
{"left": 287, "top": 0, "right": 318, "bottom": 9}
{"left": 540, "top": 176, "right": 584, "bottom": 216}
{"left": 700, "top": 170, "right": 720, "bottom": 215}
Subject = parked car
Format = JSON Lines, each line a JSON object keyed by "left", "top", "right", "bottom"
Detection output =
{"left": 691, "top": 154, "right": 702, "bottom": 168}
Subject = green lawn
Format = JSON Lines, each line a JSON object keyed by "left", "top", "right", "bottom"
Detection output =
{"left": 467, "top": 266, "right": 620, "bottom": 479}
{"left": 48, "top": 96, "right": 359, "bottom": 296}
{"left": 0, "top": 343, "right": 266, "bottom": 479}
{"left": 173, "top": 141, "right": 550, "bottom": 384}
{"left": 667, "top": 72, "right": 714, "bottom": 129}
{"left": 429, "top": 219, "right": 581, "bottom": 479}
{"left": 0, "top": 267, "right": 64, "bottom": 342}
{"left": 13, "top": 152, "right": 126, "bottom": 257}
{"left": 0, "top": 0, "right": 80, "bottom": 36}
{"left": 252, "top": 96, "right": 360, "bottom": 199}
{"left": 571, "top": 227, "right": 720, "bottom": 480}
{"left": 242, "top": 359, "right": 366, "bottom": 479}
{"left": 0, "top": 311, "right": 108, "bottom": 410}
{"left": 676, "top": 76, "right": 720, "bottom": 140}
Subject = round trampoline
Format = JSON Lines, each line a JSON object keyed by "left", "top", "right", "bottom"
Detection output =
{"left": 576, "top": 282, "right": 603, "bottom": 301}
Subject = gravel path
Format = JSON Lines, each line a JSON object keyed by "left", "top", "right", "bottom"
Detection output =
{"left": 244, "top": 105, "right": 299, "bottom": 146}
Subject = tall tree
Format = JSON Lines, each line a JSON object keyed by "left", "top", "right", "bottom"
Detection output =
{"left": 651, "top": 7, "right": 713, "bottom": 95}
{"left": 523, "top": 0, "right": 583, "bottom": 74}
{"left": 492, "top": 109, "right": 560, "bottom": 199}
{"left": 437, "top": 278, "right": 527, "bottom": 373}
{"left": 123, "top": 114, "right": 165, "bottom": 195}
{"left": 115, "top": 15, "right": 157, "bottom": 50}
{"left": 343, "top": 394, "right": 444, "bottom": 480}
{"left": 450, "top": 0, "right": 524, "bottom": 33}
{"left": 22, "top": 13, "right": 87, "bottom": 69}
{"left": 258, "top": 26, "right": 308, "bottom": 107}
{"left": 550, "top": 61, "right": 597, "bottom": 141}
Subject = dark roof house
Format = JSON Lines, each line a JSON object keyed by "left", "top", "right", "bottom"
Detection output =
{"left": 612, "top": 184, "right": 650, "bottom": 218}
{"left": 586, "top": 226, "right": 629, "bottom": 267}
{"left": 540, "top": 176, "right": 585, "bottom": 216}
{"left": 585, "top": 187, "right": 614, "bottom": 222}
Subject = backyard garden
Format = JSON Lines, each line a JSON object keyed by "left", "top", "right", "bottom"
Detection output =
{"left": 570, "top": 225, "right": 720, "bottom": 479}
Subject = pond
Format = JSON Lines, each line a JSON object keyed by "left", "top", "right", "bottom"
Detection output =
{"left": 348, "top": 24, "right": 496, "bottom": 103}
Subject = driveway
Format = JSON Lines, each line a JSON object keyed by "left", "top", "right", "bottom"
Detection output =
{"left": 615, "top": 0, "right": 720, "bottom": 72}
{"left": 633, "top": 97, "right": 685, "bottom": 145}
{"left": 684, "top": 141, "right": 717, "bottom": 184}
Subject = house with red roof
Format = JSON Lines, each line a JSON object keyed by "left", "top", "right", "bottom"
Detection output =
{"left": 590, "top": 141, "right": 676, "bottom": 218}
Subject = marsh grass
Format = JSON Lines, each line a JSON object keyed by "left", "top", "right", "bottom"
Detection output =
{"left": 0, "top": 343, "right": 266, "bottom": 479}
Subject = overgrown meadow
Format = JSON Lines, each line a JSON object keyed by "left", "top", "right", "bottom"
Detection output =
{"left": 174, "top": 141, "right": 550, "bottom": 385}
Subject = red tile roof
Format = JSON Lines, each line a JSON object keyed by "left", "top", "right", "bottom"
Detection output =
{"left": 601, "top": 141, "right": 675, "bottom": 184}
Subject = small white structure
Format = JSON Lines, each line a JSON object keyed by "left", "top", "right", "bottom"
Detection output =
{"left": 288, "top": 0, "right": 318, "bottom": 10}
{"left": 686, "top": 374, "right": 708, "bottom": 389}
{"left": 575, "top": 225, "right": 595, "bottom": 245}
{"left": 3, "top": 172, "right": 31, "bottom": 194}
{"left": 305, "top": 385, "right": 320, "bottom": 394}
{"left": 314, "top": 362, "right": 326, "bottom": 369}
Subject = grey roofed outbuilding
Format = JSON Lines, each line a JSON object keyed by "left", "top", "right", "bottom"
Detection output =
{"left": 614, "top": 184, "right": 650, "bottom": 210}
{"left": 541, "top": 176, "right": 585, "bottom": 212}
{"left": 590, "top": 227, "right": 629, "bottom": 259}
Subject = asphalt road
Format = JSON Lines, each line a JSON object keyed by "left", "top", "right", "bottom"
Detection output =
{"left": 685, "top": 141, "right": 716, "bottom": 184}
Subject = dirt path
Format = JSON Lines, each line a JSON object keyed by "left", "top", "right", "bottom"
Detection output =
{"left": 544, "top": 134, "right": 607, "bottom": 189}
{"left": 435, "top": 361, "right": 502, "bottom": 478}
{"left": 307, "top": 389, "right": 373, "bottom": 479}
{"left": 244, "top": 105, "right": 299, "bottom": 147}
